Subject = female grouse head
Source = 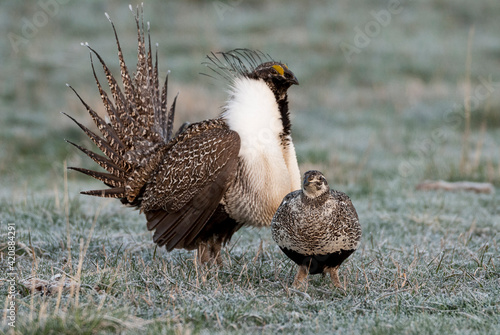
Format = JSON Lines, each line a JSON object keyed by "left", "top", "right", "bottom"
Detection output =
{"left": 302, "top": 170, "right": 329, "bottom": 199}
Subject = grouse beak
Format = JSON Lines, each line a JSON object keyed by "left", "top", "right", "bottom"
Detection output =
{"left": 303, "top": 179, "right": 323, "bottom": 192}
{"left": 288, "top": 75, "right": 299, "bottom": 86}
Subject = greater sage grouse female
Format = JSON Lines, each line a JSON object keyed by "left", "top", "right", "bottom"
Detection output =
{"left": 272, "top": 170, "right": 361, "bottom": 288}
{"left": 65, "top": 6, "right": 301, "bottom": 263}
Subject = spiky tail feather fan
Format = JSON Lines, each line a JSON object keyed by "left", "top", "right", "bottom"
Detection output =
{"left": 65, "top": 5, "right": 177, "bottom": 207}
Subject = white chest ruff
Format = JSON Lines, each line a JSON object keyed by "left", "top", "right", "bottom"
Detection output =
{"left": 222, "top": 77, "right": 301, "bottom": 226}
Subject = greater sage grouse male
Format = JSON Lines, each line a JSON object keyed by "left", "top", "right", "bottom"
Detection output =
{"left": 272, "top": 170, "right": 361, "bottom": 288}
{"left": 65, "top": 6, "right": 301, "bottom": 263}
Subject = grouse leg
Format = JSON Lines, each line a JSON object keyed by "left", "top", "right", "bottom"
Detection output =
{"left": 327, "top": 265, "right": 343, "bottom": 289}
{"left": 197, "top": 242, "right": 210, "bottom": 264}
{"left": 292, "top": 265, "right": 309, "bottom": 288}
{"left": 209, "top": 240, "right": 223, "bottom": 265}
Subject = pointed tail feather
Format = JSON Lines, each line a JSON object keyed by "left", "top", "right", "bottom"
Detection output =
{"left": 65, "top": 140, "right": 125, "bottom": 178}
{"left": 68, "top": 167, "right": 124, "bottom": 188}
{"left": 85, "top": 44, "right": 136, "bottom": 147}
{"left": 81, "top": 187, "right": 126, "bottom": 198}
{"left": 66, "top": 83, "right": 126, "bottom": 154}
{"left": 166, "top": 93, "right": 178, "bottom": 140}
{"left": 63, "top": 112, "right": 129, "bottom": 170}
{"left": 89, "top": 52, "right": 132, "bottom": 147}
{"left": 66, "top": 7, "right": 178, "bottom": 205}
{"left": 132, "top": 5, "right": 149, "bottom": 118}
{"left": 106, "top": 12, "right": 136, "bottom": 111}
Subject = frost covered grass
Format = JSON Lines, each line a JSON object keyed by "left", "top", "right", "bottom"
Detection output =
{"left": 1, "top": 0, "right": 500, "bottom": 334}
{"left": 1, "top": 181, "right": 499, "bottom": 334}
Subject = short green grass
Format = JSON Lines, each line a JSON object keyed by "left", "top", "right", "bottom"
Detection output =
{"left": 1, "top": 0, "right": 500, "bottom": 334}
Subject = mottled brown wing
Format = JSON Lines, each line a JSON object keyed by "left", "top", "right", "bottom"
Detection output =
{"left": 330, "top": 191, "right": 362, "bottom": 243}
{"left": 141, "top": 120, "right": 239, "bottom": 212}
{"left": 142, "top": 120, "right": 241, "bottom": 251}
{"left": 145, "top": 164, "right": 237, "bottom": 250}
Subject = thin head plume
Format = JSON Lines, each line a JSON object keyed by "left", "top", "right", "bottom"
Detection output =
{"left": 201, "top": 49, "right": 275, "bottom": 82}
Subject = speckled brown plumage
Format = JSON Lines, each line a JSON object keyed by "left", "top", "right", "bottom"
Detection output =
{"left": 272, "top": 170, "right": 362, "bottom": 288}
{"left": 66, "top": 5, "right": 301, "bottom": 263}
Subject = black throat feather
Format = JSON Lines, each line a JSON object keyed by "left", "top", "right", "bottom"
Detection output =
{"left": 277, "top": 94, "right": 291, "bottom": 137}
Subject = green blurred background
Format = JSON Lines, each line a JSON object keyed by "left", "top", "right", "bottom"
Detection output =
{"left": 2, "top": 0, "right": 500, "bottom": 195}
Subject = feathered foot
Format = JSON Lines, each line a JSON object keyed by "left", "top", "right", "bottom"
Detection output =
{"left": 197, "top": 239, "right": 222, "bottom": 265}
{"left": 326, "top": 265, "right": 344, "bottom": 289}
{"left": 292, "top": 265, "right": 309, "bottom": 289}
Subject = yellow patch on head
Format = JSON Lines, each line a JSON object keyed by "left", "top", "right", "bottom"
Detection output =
{"left": 272, "top": 64, "right": 285, "bottom": 76}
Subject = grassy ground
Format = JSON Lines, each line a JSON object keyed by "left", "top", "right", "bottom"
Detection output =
{"left": 1, "top": 0, "right": 499, "bottom": 334}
